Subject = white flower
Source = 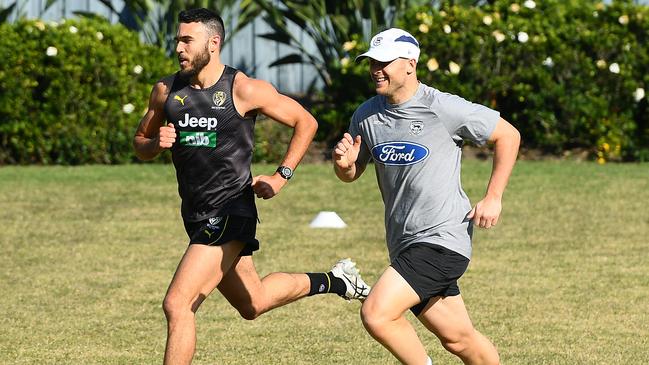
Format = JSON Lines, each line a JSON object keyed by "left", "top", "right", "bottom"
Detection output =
{"left": 492, "top": 30, "right": 506, "bottom": 43}
{"left": 46, "top": 47, "right": 58, "bottom": 57}
{"left": 593, "top": 11, "right": 599, "bottom": 18}
{"left": 133, "top": 65, "right": 143, "bottom": 74}
{"left": 419, "top": 24, "right": 429, "bottom": 33}
{"left": 523, "top": 0, "right": 536, "bottom": 9}
{"left": 596, "top": 59, "right": 607, "bottom": 69}
{"left": 619, "top": 15, "right": 629, "bottom": 25}
{"left": 517, "top": 31, "right": 529, "bottom": 43}
{"left": 483, "top": 15, "right": 493, "bottom": 25}
{"left": 426, "top": 58, "right": 439, "bottom": 71}
{"left": 609, "top": 63, "right": 620, "bottom": 74}
{"left": 340, "top": 57, "right": 350, "bottom": 67}
{"left": 634, "top": 88, "right": 645, "bottom": 102}
{"left": 68, "top": 26, "right": 78, "bottom": 34}
{"left": 122, "top": 103, "right": 135, "bottom": 114}
{"left": 443, "top": 24, "right": 452, "bottom": 34}
{"left": 342, "top": 40, "right": 356, "bottom": 52}
{"left": 449, "top": 61, "right": 461, "bottom": 74}
{"left": 510, "top": 3, "right": 521, "bottom": 13}
{"left": 96, "top": 32, "right": 104, "bottom": 40}
{"left": 623, "top": 43, "right": 631, "bottom": 51}
{"left": 542, "top": 57, "right": 554, "bottom": 67}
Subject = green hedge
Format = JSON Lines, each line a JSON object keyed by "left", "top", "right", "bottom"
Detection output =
{"left": 328, "top": 0, "right": 648, "bottom": 162}
{"left": 2, "top": 1, "right": 648, "bottom": 164}
{"left": 0, "top": 18, "right": 175, "bottom": 164}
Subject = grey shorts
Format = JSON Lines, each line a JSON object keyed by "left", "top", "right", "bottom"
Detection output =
{"left": 391, "top": 243, "right": 469, "bottom": 316}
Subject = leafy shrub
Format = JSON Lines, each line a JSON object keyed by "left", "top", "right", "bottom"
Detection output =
{"left": 0, "top": 17, "right": 175, "bottom": 164}
{"left": 311, "top": 35, "right": 375, "bottom": 145}
{"left": 313, "top": 0, "right": 648, "bottom": 161}
{"left": 252, "top": 117, "right": 293, "bottom": 163}
{"left": 396, "top": 0, "right": 648, "bottom": 161}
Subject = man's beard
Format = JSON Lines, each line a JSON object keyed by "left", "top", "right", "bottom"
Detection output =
{"left": 179, "top": 44, "right": 210, "bottom": 78}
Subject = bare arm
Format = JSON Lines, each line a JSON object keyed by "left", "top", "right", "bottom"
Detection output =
{"left": 233, "top": 73, "right": 318, "bottom": 198}
{"left": 468, "top": 117, "right": 521, "bottom": 228}
{"left": 133, "top": 79, "right": 173, "bottom": 161}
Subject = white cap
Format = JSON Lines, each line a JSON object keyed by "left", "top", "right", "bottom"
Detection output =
{"left": 356, "top": 28, "right": 420, "bottom": 62}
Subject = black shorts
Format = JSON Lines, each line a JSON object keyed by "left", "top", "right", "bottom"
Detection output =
{"left": 391, "top": 243, "right": 470, "bottom": 316}
{"left": 183, "top": 215, "right": 260, "bottom": 256}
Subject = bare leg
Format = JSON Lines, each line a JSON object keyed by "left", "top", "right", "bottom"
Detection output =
{"left": 360, "top": 266, "right": 430, "bottom": 365}
{"left": 217, "top": 256, "right": 311, "bottom": 320}
{"left": 417, "top": 295, "right": 500, "bottom": 365}
{"left": 162, "top": 241, "right": 245, "bottom": 365}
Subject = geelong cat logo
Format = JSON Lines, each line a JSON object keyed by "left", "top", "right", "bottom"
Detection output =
{"left": 371, "top": 141, "right": 429, "bottom": 166}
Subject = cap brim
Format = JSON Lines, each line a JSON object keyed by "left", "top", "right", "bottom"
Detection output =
{"left": 354, "top": 50, "right": 399, "bottom": 63}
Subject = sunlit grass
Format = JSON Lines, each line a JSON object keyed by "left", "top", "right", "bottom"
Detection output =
{"left": 1, "top": 161, "right": 647, "bottom": 364}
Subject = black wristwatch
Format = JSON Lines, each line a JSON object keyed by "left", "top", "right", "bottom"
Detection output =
{"left": 276, "top": 165, "right": 293, "bottom": 180}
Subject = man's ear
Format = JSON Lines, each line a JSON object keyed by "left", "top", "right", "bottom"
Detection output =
{"left": 406, "top": 59, "right": 417, "bottom": 74}
{"left": 209, "top": 35, "right": 221, "bottom": 53}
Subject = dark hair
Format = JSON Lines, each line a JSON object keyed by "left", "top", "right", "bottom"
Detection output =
{"left": 178, "top": 8, "right": 225, "bottom": 49}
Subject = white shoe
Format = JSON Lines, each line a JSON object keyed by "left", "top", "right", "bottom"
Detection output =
{"left": 330, "top": 258, "right": 371, "bottom": 301}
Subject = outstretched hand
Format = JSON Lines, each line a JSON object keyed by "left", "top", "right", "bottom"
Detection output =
{"left": 467, "top": 196, "right": 502, "bottom": 229}
{"left": 251, "top": 174, "right": 287, "bottom": 200}
{"left": 333, "top": 133, "right": 362, "bottom": 170}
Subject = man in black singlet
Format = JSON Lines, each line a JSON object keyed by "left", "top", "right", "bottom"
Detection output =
{"left": 133, "top": 8, "right": 370, "bottom": 365}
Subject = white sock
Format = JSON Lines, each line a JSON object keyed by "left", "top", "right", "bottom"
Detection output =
{"left": 426, "top": 356, "right": 433, "bottom": 365}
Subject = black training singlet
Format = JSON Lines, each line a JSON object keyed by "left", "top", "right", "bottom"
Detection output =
{"left": 163, "top": 66, "right": 257, "bottom": 222}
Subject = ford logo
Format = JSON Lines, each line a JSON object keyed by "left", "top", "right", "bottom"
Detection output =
{"left": 371, "top": 141, "right": 429, "bottom": 166}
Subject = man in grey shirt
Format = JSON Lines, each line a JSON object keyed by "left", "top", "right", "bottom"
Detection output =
{"left": 333, "top": 28, "right": 520, "bottom": 365}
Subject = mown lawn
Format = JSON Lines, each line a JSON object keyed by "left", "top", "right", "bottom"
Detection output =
{"left": 0, "top": 160, "right": 647, "bottom": 364}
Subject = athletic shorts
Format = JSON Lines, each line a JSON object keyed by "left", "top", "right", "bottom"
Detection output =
{"left": 391, "top": 243, "right": 470, "bottom": 316}
{"left": 183, "top": 215, "right": 260, "bottom": 256}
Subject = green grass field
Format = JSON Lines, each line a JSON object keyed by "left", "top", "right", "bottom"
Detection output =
{"left": 1, "top": 161, "right": 648, "bottom": 364}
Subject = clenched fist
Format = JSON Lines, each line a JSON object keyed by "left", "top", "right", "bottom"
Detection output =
{"left": 158, "top": 123, "right": 176, "bottom": 149}
{"left": 251, "top": 174, "right": 286, "bottom": 200}
{"left": 333, "top": 133, "right": 362, "bottom": 170}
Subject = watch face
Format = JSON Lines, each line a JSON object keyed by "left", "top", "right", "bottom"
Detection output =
{"left": 279, "top": 166, "right": 293, "bottom": 179}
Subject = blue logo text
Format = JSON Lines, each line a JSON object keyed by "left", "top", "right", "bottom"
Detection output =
{"left": 371, "top": 141, "right": 429, "bottom": 166}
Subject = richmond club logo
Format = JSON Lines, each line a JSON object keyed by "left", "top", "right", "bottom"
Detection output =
{"left": 212, "top": 91, "right": 226, "bottom": 107}
{"left": 208, "top": 217, "right": 223, "bottom": 228}
{"left": 371, "top": 141, "right": 429, "bottom": 166}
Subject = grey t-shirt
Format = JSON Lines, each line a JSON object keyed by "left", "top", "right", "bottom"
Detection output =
{"left": 349, "top": 83, "right": 499, "bottom": 260}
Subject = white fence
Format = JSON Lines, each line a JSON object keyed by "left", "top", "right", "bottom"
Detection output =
{"left": 2, "top": 0, "right": 322, "bottom": 95}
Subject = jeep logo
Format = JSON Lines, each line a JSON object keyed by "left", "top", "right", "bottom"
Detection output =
{"left": 178, "top": 113, "right": 218, "bottom": 131}
{"left": 371, "top": 141, "right": 429, "bottom": 166}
